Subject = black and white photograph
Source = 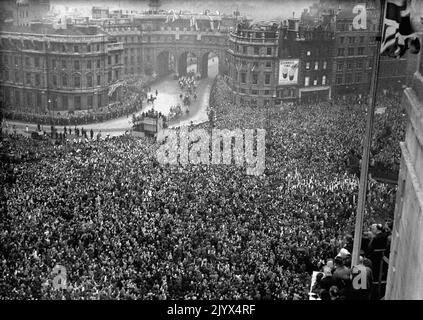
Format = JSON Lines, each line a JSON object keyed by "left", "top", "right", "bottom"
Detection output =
{"left": 0, "top": 0, "right": 422, "bottom": 314}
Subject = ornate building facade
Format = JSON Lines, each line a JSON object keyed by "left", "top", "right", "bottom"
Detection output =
{"left": 226, "top": 22, "right": 280, "bottom": 107}
{"left": 0, "top": 24, "right": 124, "bottom": 112}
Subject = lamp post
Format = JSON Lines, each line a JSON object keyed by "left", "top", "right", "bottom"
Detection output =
{"left": 48, "top": 98, "right": 53, "bottom": 127}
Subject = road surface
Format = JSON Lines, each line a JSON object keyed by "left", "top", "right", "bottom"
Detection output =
{"left": 4, "top": 57, "right": 218, "bottom": 136}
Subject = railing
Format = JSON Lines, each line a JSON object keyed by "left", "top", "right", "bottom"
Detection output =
{"left": 229, "top": 32, "right": 279, "bottom": 44}
{"left": 0, "top": 32, "right": 109, "bottom": 43}
{"left": 107, "top": 42, "right": 124, "bottom": 51}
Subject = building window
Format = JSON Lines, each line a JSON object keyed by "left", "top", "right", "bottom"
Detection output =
{"left": 340, "top": 37, "right": 345, "bottom": 44}
{"left": 337, "top": 48, "right": 345, "bottom": 56}
{"left": 359, "top": 36, "right": 365, "bottom": 43}
{"left": 348, "top": 47, "right": 354, "bottom": 56}
{"left": 96, "top": 44, "right": 100, "bottom": 51}
{"left": 108, "top": 56, "right": 112, "bottom": 65}
{"left": 62, "top": 60, "right": 66, "bottom": 69}
{"left": 306, "top": 62, "right": 310, "bottom": 70}
{"left": 304, "top": 76, "right": 310, "bottom": 86}
{"left": 241, "top": 72, "right": 246, "bottom": 84}
{"left": 345, "top": 73, "right": 353, "bottom": 83}
{"left": 62, "top": 96, "right": 68, "bottom": 109}
{"left": 115, "top": 70, "right": 119, "bottom": 79}
{"left": 74, "top": 96, "right": 81, "bottom": 110}
{"left": 87, "top": 95, "right": 93, "bottom": 108}
{"left": 267, "top": 47, "right": 272, "bottom": 55}
{"left": 243, "top": 46, "right": 248, "bottom": 54}
{"left": 314, "top": 61, "right": 319, "bottom": 70}
{"left": 336, "top": 75, "right": 343, "bottom": 84}
{"left": 97, "top": 60, "right": 100, "bottom": 68}
{"left": 265, "top": 90, "right": 270, "bottom": 95}
{"left": 53, "top": 75, "right": 57, "bottom": 86}
{"left": 26, "top": 92, "right": 32, "bottom": 107}
{"left": 15, "top": 90, "right": 20, "bottom": 106}
{"left": 265, "top": 61, "right": 272, "bottom": 68}
{"left": 322, "top": 75, "right": 327, "bottom": 85}
{"left": 254, "top": 47, "right": 259, "bottom": 55}
{"left": 14, "top": 56, "right": 19, "bottom": 66}
{"left": 25, "top": 72, "right": 31, "bottom": 85}
{"left": 36, "top": 93, "right": 42, "bottom": 107}
{"left": 74, "top": 75, "right": 80, "bottom": 87}
{"left": 252, "top": 72, "right": 258, "bottom": 84}
{"left": 25, "top": 57, "right": 30, "bottom": 67}
{"left": 265, "top": 73, "right": 271, "bottom": 85}
{"left": 87, "top": 60, "right": 92, "bottom": 69}
{"left": 357, "top": 47, "right": 364, "bottom": 55}
{"left": 35, "top": 74, "right": 41, "bottom": 86}
{"left": 349, "top": 36, "right": 355, "bottom": 44}
{"left": 74, "top": 46, "right": 79, "bottom": 53}
{"left": 251, "top": 90, "right": 258, "bottom": 95}
{"left": 306, "top": 50, "right": 311, "bottom": 56}
{"left": 87, "top": 74, "right": 93, "bottom": 87}
{"left": 356, "top": 61, "right": 363, "bottom": 69}
{"left": 74, "top": 60, "right": 80, "bottom": 70}
{"left": 62, "top": 74, "right": 67, "bottom": 87}
{"left": 355, "top": 73, "right": 362, "bottom": 83}
{"left": 87, "top": 45, "right": 91, "bottom": 52}
{"left": 347, "top": 61, "right": 353, "bottom": 70}
{"left": 52, "top": 96, "right": 58, "bottom": 110}
{"left": 337, "top": 61, "right": 343, "bottom": 72}
{"left": 34, "top": 57, "right": 40, "bottom": 68}
{"left": 115, "top": 55, "right": 119, "bottom": 63}
{"left": 97, "top": 74, "right": 101, "bottom": 86}
{"left": 313, "top": 79, "right": 318, "bottom": 86}
{"left": 108, "top": 71, "right": 112, "bottom": 83}
{"left": 52, "top": 59, "right": 57, "bottom": 69}
{"left": 125, "top": 56, "right": 128, "bottom": 65}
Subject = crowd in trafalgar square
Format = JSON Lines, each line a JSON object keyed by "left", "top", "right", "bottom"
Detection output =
{"left": 1, "top": 76, "right": 402, "bottom": 300}
{"left": 1, "top": 0, "right": 421, "bottom": 305}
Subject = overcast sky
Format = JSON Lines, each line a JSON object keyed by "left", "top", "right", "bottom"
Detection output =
{"left": 50, "top": 0, "right": 316, "bottom": 22}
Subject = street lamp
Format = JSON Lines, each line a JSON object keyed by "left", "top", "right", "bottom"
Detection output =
{"left": 48, "top": 98, "right": 53, "bottom": 127}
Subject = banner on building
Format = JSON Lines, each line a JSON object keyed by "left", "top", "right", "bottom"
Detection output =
{"left": 278, "top": 59, "right": 299, "bottom": 85}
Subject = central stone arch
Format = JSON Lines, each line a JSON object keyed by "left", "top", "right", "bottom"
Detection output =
{"left": 156, "top": 50, "right": 175, "bottom": 77}
{"left": 177, "top": 50, "right": 201, "bottom": 77}
{"left": 199, "top": 50, "right": 223, "bottom": 79}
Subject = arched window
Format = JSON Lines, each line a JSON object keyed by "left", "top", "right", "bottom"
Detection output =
{"left": 73, "top": 75, "right": 81, "bottom": 87}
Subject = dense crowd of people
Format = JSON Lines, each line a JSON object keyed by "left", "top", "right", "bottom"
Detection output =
{"left": 1, "top": 92, "right": 143, "bottom": 127}
{"left": 0, "top": 78, "right": 403, "bottom": 300}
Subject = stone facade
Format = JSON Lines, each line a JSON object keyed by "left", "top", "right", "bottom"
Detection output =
{"left": 0, "top": 25, "right": 124, "bottom": 112}
{"left": 385, "top": 33, "right": 423, "bottom": 300}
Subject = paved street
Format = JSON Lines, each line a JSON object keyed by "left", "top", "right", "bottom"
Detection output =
{"left": 4, "top": 58, "right": 218, "bottom": 136}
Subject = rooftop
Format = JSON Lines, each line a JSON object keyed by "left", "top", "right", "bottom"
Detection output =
{"left": 0, "top": 22, "right": 106, "bottom": 37}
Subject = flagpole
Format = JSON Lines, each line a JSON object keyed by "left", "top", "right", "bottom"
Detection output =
{"left": 351, "top": 0, "right": 386, "bottom": 267}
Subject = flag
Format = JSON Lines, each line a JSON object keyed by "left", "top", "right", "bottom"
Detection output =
{"left": 381, "top": 0, "right": 420, "bottom": 58}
